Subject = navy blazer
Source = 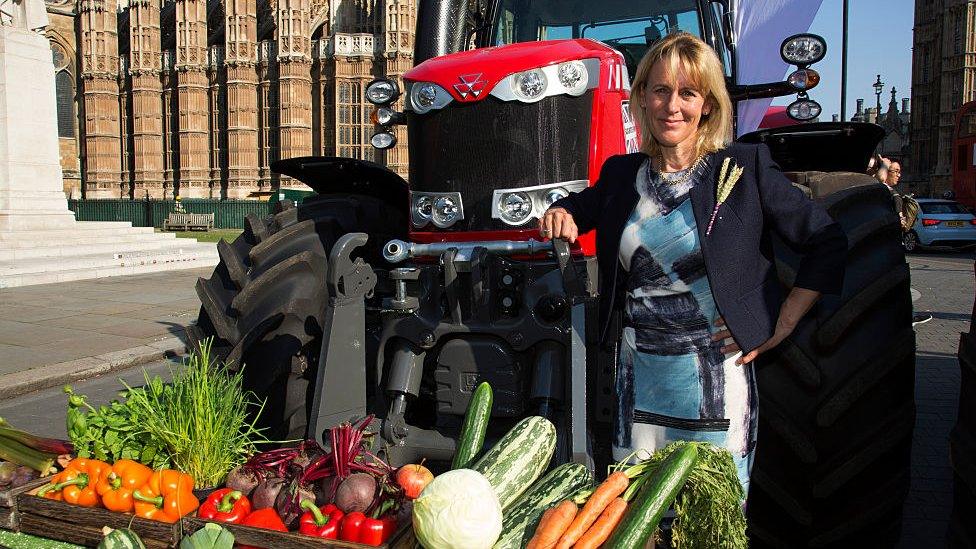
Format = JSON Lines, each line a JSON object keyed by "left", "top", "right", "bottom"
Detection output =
{"left": 551, "top": 142, "right": 847, "bottom": 353}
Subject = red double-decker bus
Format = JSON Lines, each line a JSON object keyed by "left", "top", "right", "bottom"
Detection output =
{"left": 952, "top": 101, "right": 976, "bottom": 209}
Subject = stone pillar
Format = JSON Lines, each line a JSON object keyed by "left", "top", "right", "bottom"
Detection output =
{"left": 78, "top": 0, "right": 122, "bottom": 198}
{"left": 129, "top": 0, "right": 164, "bottom": 198}
{"left": 256, "top": 40, "right": 276, "bottom": 191}
{"left": 225, "top": 0, "right": 259, "bottom": 198}
{"left": 276, "top": 0, "right": 312, "bottom": 188}
{"left": 0, "top": 24, "right": 76, "bottom": 230}
{"left": 174, "top": 0, "right": 209, "bottom": 198}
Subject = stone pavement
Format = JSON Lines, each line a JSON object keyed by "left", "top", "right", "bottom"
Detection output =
{"left": 0, "top": 267, "right": 211, "bottom": 399}
{"left": 896, "top": 252, "right": 974, "bottom": 548}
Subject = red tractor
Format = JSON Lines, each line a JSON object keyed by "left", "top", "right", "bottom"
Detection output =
{"left": 193, "top": 1, "right": 915, "bottom": 546}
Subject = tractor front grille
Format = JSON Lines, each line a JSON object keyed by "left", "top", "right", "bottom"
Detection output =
{"left": 408, "top": 91, "right": 593, "bottom": 232}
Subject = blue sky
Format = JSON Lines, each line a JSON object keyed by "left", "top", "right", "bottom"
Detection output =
{"left": 771, "top": 0, "right": 915, "bottom": 119}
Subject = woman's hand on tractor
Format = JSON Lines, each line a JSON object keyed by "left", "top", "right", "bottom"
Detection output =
{"left": 539, "top": 207, "right": 579, "bottom": 243}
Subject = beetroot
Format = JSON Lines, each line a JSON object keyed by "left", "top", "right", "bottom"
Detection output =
{"left": 334, "top": 473, "right": 376, "bottom": 514}
{"left": 225, "top": 466, "right": 262, "bottom": 497}
{"left": 251, "top": 476, "right": 286, "bottom": 509}
{"left": 276, "top": 479, "right": 317, "bottom": 529}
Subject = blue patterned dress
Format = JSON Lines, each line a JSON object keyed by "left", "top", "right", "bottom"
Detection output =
{"left": 612, "top": 158, "right": 758, "bottom": 497}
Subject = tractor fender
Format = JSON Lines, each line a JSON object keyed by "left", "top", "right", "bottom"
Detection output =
{"left": 271, "top": 156, "right": 409, "bottom": 212}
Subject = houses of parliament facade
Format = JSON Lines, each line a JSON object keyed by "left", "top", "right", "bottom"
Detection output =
{"left": 44, "top": 0, "right": 415, "bottom": 199}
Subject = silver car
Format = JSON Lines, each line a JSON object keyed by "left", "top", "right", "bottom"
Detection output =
{"left": 903, "top": 198, "right": 976, "bottom": 252}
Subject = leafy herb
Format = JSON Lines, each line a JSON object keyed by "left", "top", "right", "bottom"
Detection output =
{"left": 63, "top": 381, "right": 170, "bottom": 469}
{"left": 123, "top": 338, "right": 267, "bottom": 488}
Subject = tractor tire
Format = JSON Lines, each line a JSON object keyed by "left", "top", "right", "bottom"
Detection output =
{"left": 747, "top": 174, "right": 916, "bottom": 548}
{"left": 190, "top": 194, "right": 405, "bottom": 441}
{"left": 949, "top": 263, "right": 976, "bottom": 548}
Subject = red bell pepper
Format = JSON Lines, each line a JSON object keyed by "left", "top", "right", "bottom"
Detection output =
{"left": 339, "top": 507, "right": 397, "bottom": 546}
{"left": 198, "top": 488, "right": 252, "bottom": 524}
{"left": 299, "top": 500, "right": 344, "bottom": 539}
{"left": 237, "top": 508, "right": 288, "bottom": 549}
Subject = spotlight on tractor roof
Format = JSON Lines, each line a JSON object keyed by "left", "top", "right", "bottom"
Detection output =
{"left": 366, "top": 78, "right": 401, "bottom": 105}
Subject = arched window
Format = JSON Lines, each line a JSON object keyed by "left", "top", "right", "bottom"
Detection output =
{"left": 51, "top": 43, "right": 75, "bottom": 138}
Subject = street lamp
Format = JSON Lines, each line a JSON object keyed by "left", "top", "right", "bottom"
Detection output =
{"left": 873, "top": 74, "right": 884, "bottom": 120}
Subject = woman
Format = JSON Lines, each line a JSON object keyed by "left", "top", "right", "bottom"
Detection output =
{"left": 539, "top": 32, "right": 847, "bottom": 497}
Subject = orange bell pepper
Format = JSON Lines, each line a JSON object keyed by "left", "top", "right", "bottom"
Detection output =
{"left": 37, "top": 457, "right": 110, "bottom": 507}
{"left": 133, "top": 469, "right": 199, "bottom": 523}
{"left": 95, "top": 459, "right": 153, "bottom": 513}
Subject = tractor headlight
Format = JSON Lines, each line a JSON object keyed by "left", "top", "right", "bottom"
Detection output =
{"left": 787, "top": 98, "right": 822, "bottom": 121}
{"left": 492, "top": 180, "right": 588, "bottom": 226}
{"left": 432, "top": 195, "right": 462, "bottom": 228}
{"left": 499, "top": 192, "right": 534, "bottom": 225}
{"left": 365, "top": 78, "right": 400, "bottom": 105}
{"left": 512, "top": 69, "right": 548, "bottom": 102}
{"left": 556, "top": 61, "right": 588, "bottom": 96}
{"left": 370, "top": 131, "right": 397, "bottom": 150}
{"left": 491, "top": 58, "right": 599, "bottom": 103}
{"left": 780, "top": 33, "right": 826, "bottom": 66}
{"left": 544, "top": 188, "right": 569, "bottom": 208}
{"left": 409, "top": 82, "right": 452, "bottom": 114}
{"left": 411, "top": 191, "right": 463, "bottom": 228}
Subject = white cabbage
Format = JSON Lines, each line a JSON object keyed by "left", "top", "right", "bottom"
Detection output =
{"left": 412, "top": 469, "right": 503, "bottom": 549}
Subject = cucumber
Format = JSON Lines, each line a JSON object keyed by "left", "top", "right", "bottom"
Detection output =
{"left": 97, "top": 528, "right": 147, "bottom": 549}
{"left": 472, "top": 416, "right": 557, "bottom": 509}
{"left": 493, "top": 462, "right": 593, "bottom": 549}
{"left": 604, "top": 443, "right": 699, "bottom": 549}
{"left": 452, "top": 381, "right": 493, "bottom": 469}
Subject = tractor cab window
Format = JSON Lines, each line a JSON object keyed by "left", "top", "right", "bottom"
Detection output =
{"left": 492, "top": 0, "right": 705, "bottom": 77}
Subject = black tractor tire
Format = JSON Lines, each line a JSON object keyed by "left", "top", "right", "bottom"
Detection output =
{"left": 747, "top": 173, "right": 916, "bottom": 548}
{"left": 190, "top": 194, "right": 405, "bottom": 441}
{"left": 949, "top": 263, "right": 976, "bottom": 548}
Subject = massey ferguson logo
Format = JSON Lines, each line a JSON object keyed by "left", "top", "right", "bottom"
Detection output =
{"left": 453, "top": 73, "right": 487, "bottom": 99}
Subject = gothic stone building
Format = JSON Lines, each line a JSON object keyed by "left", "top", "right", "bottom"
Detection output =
{"left": 45, "top": 0, "right": 414, "bottom": 199}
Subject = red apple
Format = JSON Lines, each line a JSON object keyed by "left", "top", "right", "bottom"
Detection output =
{"left": 396, "top": 462, "right": 434, "bottom": 499}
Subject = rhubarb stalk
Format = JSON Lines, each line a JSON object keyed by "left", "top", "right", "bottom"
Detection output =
{"left": 0, "top": 418, "right": 73, "bottom": 455}
{"left": 0, "top": 435, "right": 55, "bottom": 474}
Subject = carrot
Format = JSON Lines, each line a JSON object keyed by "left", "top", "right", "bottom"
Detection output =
{"left": 573, "top": 497, "right": 628, "bottom": 549}
{"left": 554, "top": 471, "right": 629, "bottom": 549}
{"left": 526, "top": 499, "right": 578, "bottom": 549}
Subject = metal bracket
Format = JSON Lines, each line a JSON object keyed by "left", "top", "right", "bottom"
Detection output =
{"left": 309, "top": 232, "right": 376, "bottom": 445}
{"left": 553, "top": 238, "right": 585, "bottom": 298}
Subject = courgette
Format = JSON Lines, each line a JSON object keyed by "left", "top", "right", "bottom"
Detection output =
{"left": 96, "top": 528, "right": 147, "bottom": 549}
{"left": 472, "top": 416, "right": 557, "bottom": 509}
{"left": 452, "top": 381, "right": 493, "bottom": 469}
{"left": 493, "top": 462, "right": 593, "bottom": 549}
{"left": 604, "top": 443, "right": 698, "bottom": 549}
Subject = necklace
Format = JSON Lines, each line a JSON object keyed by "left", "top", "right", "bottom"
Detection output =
{"left": 654, "top": 153, "right": 705, "bottom": 186}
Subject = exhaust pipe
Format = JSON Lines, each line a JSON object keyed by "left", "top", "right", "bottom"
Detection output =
{"left": 383, "top": 238, "right": 551, "bottom": 263}
{"left": 414, "top": 0, "right": 469, "bottom": 65}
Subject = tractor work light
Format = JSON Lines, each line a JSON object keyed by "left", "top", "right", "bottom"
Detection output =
{"left": 370, "top": 131, "right": 397, "bottom": 150}
{"left": 411, "top": 191, "right": 463, "bottom": 228}
{"left": 492, "top": 180, "right": 588, "bottom": 226}
{"left": 409, "top": 82, "right": 452, "bottom": 114}
{"left": 513, "top": 69, "right": 548, "bottom": 102}
{"left": 786, "top": 97, "right": 822, "bottom": 121}
{"left": 365, "top": 78, "right": 400, "bottom": 105}
{"left": 499, "top": 192, "right": 534, "bottom": 225}
{"left": 780, "top": 33, "right": 826, "bottom": 67}
{"left": 787, "top": 68, "right": 820, "bottom": 91}
{"left": 490, "top": 58, "right": 599, "bottom": 104}
{"left": 374, "top": 106, "right": 405, "bottom": 126}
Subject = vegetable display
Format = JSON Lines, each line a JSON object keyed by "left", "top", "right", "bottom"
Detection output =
{"left": 132, "top": 469, "right": 200, "bottom": 523}
{"left": 37, "top": 457, "right": 110, "bottom": 506}
{"left": 472, "top": 416, "right": 557, "bottom": 510}
{"left": 412, "top": 469, "right": 503, "bottom": 549}
{"left": 95, "top": 459, "right": 153, "bottom": 513}
{"left": 493, "top": 462, "right": 592, "bottom": 549}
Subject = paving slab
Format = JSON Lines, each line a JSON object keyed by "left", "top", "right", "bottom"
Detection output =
{"left": 0, "top": 268, "right": 212, "bottom": 398}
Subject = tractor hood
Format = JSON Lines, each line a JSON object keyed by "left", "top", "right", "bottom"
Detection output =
{"left": 737, "top": 122, "right": 885, "bottom": 173}
{"left": 271, "top": 157, "right": 408, "bottom": 206}
{"left": 404, "top": 39, "right": 621, "bottom": 103}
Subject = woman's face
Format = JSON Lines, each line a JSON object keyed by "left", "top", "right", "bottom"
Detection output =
{"left": 642, "top": 61, "right": 710, "bottom": 149}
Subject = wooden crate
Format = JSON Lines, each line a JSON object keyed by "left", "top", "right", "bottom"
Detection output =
{"left": 0, "top": 478, "right": 48, "bottom": 530}
{"left": 181, "top": 516, "right": 418, "bottom": 549}
{"left": 16, "top": 493, "right": 180, "bottom": 548}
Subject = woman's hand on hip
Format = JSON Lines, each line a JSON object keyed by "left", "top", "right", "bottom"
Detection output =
{"left": 539, "top": 207, "right": 579, "bottom": 243}
{"left": 728, "top": 287, "right": 822, "bottom": 365}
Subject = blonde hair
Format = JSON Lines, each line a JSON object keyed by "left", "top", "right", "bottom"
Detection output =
{"left": 629, "top": 32, "right": 733, "bottom": 159}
